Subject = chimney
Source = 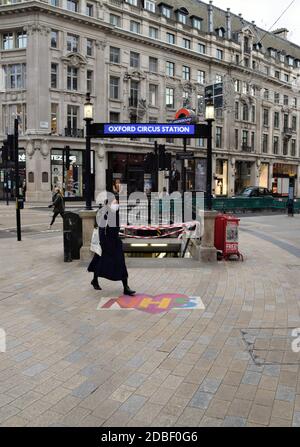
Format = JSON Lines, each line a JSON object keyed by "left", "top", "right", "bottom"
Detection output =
{"left": 226, "top": 8, "right": 231, "bottom": 40}
{"left": 272, "top": 28, "right": 289, "bottom": 39}
{"left": 208, "top": 0, "right": 214, "bottom": 33}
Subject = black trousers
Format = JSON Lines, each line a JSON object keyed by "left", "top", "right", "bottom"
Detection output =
{"left": 50, "top": 210, "right": 64, "bottom": 226}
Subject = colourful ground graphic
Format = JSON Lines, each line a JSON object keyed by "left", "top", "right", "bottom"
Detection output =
{"left": 97, "top": 293, "right": 205, "bottom": 314}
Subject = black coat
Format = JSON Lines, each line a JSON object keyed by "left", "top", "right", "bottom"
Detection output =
{"left": 52, "top": 193, "right": 65, "bottom": 214}
{"left": 88, "top": 223, "right": 128, "bottom": 281}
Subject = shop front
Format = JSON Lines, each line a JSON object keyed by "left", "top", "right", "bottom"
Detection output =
{"left": 214, "top": 159, "right": 228, "bottom": 197}
{"left": 259, "top": 162, "right": 269, "bottom": 189}
{"left": 0, "top": 149, "right": 26, "bottom": 201}
{"left": 51, "top": 148, "right": 95, "bottom": 200}
{"left": 272, "top": 163, "right": 298, "bottom": 197}
{"left": 235, "top": 161, "right": 253, "bottom": 194}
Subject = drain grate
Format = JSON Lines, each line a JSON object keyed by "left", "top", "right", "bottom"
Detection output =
{"left": 241, "top": 327, "right": 300, "bottom": 366}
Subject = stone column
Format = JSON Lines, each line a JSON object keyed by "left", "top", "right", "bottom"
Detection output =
{"left": 297, "top": 165, "right": 300, "bottom": 198}
{"left": 228, "top": 157, "right": 236, "bottom": 197}
{"left": 250, "top": 160, "right": 260, "bottom": 186}
{"left": 200, "top": 211, "right": 217, "bottom": 262}
{"left": 25, "top": 24, "right": 50, "bottom": 133}
{"left": 94, "top": 39, "right": 107, "bottom": 123}
{"left": 268, "top": 162, "right": 274, "bottom": 191}
{"left": 79, "top": 209, "right": 97, "bottom": 263}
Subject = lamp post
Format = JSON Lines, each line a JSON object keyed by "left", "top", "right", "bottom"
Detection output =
{"left": 83, "top": 92, "right": 93, "bottom": 210}
{"left": 205, "top": 95, "right": 215, "bottom": 211}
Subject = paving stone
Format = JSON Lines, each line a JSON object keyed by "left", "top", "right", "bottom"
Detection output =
{"left": 110, "top": 385, "right": 136, "bottom": 403}
{"left": 275, "top": 385, "right": 296, "bottom": 403}
{"left": 14, "top": 351, "right": 33, "bottom": 363}
{"left": 71, "top": 381, "right": 98, "bottom": 399}
{"left": 198, "top": 378, "right": 221, "bottom": 394}
{"left": 248, "top": 404, "right": 272, "bottom": 426}
{"left": 227, "top": 398, "right": 252, "bottom": 418}
{"left": 205, "top": 398, "right": 230, "bottom": 419}
{"left": 242, "top": 371, "right": 262, "bottom": 386}
{"left": 64, "top": 351, "right": 86, "bottom": 363}
{"left": 189, "top": 392, "right": 214, "bottom": 410}
{"left": 22, "top": 363, "right": 48, "bottom": 377}
{"left": 134, "top": 402, "right": 164, "bottom": 424}
{"left": 177, "top": 407, "right": 204, "bottom": 426}
{"left": 51, "top": 395, "right": 82, "bottom": 415}
{"left": 62, "top": 406, "right": 91, "bottom": 426}
{"left": 222, "top": 416, "right": 246, "bottom": 427}
{"left": 13, "top": 391, "right": 43, "bottom": 410}
{"left": 0, "top": 415, "right": 29, "bottom": 427}
{"left": 92, "top": 399, "right": 121, "bottom": 420}
{"left": 125, "top": 373, "right": 148, "bottom": 388}
{"left": 119, "top": 395, "right": 147, "bottom": 416}
{"left": 292, "top": 411, "right": 300, "bottom": 427}
{"left": 271, "top": 400, "right": 294, "bottom": 421}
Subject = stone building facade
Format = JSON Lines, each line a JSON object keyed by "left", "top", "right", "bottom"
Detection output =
{"left": 0, "top": 0, "right": 300, "bottom": 201}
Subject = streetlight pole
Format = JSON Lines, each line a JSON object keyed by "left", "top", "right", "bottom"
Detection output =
{"left": 205, "top": 96, "right": 215, "bottom": 211}
{"left": 14, "top": 117, "right": 21, "bottom": 241}
{"left": 83, "top": 92, "right": 93, "bottom": 211}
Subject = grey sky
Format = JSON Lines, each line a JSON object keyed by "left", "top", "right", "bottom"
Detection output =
{"left": 204, "top": 0, "right": 300, "bottom": 46}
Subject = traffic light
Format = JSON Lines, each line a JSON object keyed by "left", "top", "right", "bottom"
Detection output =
{"left": 7, "top": 135, "right": 15, "bottom": 162}
{"left": 144, "top": 152, "right": 155, "bottom": 173}
{"left": 1, "top": 135, "right": 15, "bottom": 163}
{"left": 158, "top": 145, "right": 165, "bottom": 170}
{"left": 1, "top": 141, "right": 8, "bottom": 163}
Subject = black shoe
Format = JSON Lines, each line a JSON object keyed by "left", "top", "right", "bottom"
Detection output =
{"left": 91, "top": 279, "right": 102, "bottom": 290}
{"left": 123, "top": 287, "right": 136, "bottom": 296}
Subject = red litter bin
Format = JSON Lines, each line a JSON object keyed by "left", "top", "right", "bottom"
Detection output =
{"left": 214, "top": 214, "right": 243, "bottom": 261}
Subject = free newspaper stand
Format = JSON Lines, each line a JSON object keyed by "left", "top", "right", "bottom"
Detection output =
{"left": 214, "top": 214, "right": 243, "bottom": 261}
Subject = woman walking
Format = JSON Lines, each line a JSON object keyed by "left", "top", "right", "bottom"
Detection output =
{"left": 88, "top": 197, "right": 135, "bottom": 296}
{"left": 48, "top": 187, "right": 65, "bottom": 228}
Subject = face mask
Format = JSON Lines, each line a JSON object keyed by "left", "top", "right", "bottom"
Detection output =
{"left": 111, "top": 203, "right": 119, "bottom": 212}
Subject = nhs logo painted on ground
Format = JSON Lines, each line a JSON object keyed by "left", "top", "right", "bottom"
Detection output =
{"left": 97, "top": 294, "right": 205, "bottom": 314}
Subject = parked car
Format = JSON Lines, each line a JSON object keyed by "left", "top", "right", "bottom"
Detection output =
{"left": 234, "top": 187, "right": 273, "bottom": 198}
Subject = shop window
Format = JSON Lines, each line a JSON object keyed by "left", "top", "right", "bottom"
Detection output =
{"left": 28, "top": 172, "right": 34, "bottom": 183}
{"left": 42, "top": 172, "right": 49, "bottom": 183}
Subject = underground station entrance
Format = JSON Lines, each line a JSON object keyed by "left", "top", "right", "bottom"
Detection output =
{"left": 87, "top": 117, "right": 210, "bottom": 260}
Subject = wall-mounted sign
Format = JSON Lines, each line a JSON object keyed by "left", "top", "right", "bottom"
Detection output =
{"left": 88, "top": 123, "right": 209, "bottom": 139}
{"left": 40, "top": 122, "right": 49, "bottom": 129}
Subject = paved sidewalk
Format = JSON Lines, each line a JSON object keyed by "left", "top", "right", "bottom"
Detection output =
{"left": 0, "top": 222, "right": 300, "bottom": 427}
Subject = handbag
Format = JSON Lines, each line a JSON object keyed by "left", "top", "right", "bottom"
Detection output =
{"left": 90, "top": 228, "right": 102, "bottom": 256}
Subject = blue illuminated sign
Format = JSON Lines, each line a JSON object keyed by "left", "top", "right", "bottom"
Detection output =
{"left": 87, "top": 123, "right": 209, "bottom": 139}
{"left": 103, "top": 124, "right": 195, "bottom": 136}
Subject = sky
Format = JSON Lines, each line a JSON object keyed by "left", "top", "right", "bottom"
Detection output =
{"left": 203, "top": 0, "right": 300, "bottom": 46}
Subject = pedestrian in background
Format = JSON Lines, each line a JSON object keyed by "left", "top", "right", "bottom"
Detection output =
{"left": 287, "top": 197, "right": 295, "bottom": 217}
{"left": 48, "top": 187, "right": 65, "bottom": 229}
{"left": 88, "top": 196, "right": 135, "bottom": 296}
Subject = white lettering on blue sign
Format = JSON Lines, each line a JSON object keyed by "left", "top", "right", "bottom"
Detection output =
{"left": 104, "top": 124, "right": 195, "bottom": 136}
